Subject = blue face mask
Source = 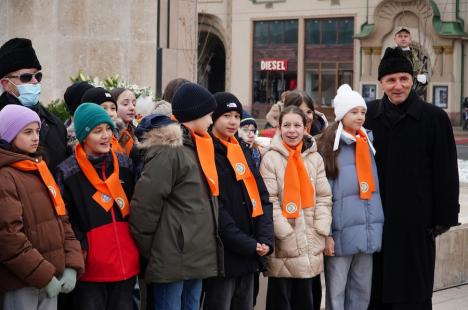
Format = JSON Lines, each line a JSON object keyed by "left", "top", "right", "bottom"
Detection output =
{"left": 15, "top": 83, "right": 41, "bottom": 107}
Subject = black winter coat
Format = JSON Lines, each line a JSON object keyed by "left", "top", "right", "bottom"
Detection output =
{"left": 0, "top": 93, "right": 69, "bottom": 175}
{"left": 212, "top": 135, "right": 274, "bottom": 277}
{"left": 364, "top": 91, "right": 459, "bottom": 304}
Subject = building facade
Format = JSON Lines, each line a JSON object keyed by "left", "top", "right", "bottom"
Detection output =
{"left": 0, "top": 0, "right": 198, "bottom": 104}
{"left": 198, "top": 0, "right": 468, "bottom": 124}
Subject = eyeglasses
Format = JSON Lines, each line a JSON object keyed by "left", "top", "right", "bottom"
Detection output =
{"left": 5, "top": 71, "right": 42, "bottom": 83}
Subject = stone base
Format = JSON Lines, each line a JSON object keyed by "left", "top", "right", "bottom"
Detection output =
{"left": 434, "top": 223, "right": 468, "bottom": 290}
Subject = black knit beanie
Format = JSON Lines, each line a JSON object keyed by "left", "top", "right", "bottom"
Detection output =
{"left": 64, "top": 82, "right": 95, "bottom": 116}
{"left": 212, "top": 92, "right": 243, "bottom": 123}
{"left": 81, "top": 87, "right": 117, "bottom": 107}
{"left": 172, "top": 83, "right": 216, "bottom": 122}
{"left": 0, "top": 38, "right": 41, "bottom": 79}
{"left": 378, "top": 47, "right": 413, "bottom": 80}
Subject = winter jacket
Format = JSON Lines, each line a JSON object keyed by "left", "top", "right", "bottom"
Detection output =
{"left": 365, "top": 91, "right": 459, "bottom": 303}
{"left": 259, "top": 133, "right": 332, "bottom": 278}
{"left": 328, "top": 131, "right": 384, "bottom": 256}
{"left": 311, "top": 110, "right": 328, "bottom": 136}
{"left": 0, "top": 147, "right": 84, "bottom": 293}
{"left": 55, "top": 152, "right": 139, "bottom": 282}
{"left": 212, "top": 135, "right": 274, "bottom": 277}
{"left": 130, "top": 124, "right": 224, "bottom": 283}
{"left": 0, "top": 93, "right": 69, "bottom": 175}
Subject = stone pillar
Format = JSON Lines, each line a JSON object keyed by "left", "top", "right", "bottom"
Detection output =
{"left": 371, "top": 47, "right": 382, "bottom": 80}
{"left": 443, "top": 45, "right": 454, "bottom": 81}
{"left": 433, "top": 46, "right": 444, "bottom": 81}
{"left": 361, "top": 47, "right": 372, "bottom": 79}
{"left": 297, "top": 18, "right": 305, "bottom": 90}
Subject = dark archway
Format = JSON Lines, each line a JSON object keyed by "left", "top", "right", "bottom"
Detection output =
{"left": 198, "top": 31, "right": 226, "bottom": 93}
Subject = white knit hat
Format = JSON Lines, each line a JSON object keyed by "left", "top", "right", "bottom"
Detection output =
{"left": 333, "top": 84, "right": 367, "bottom": 121}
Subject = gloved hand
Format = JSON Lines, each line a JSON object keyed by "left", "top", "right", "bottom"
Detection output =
{"left": 45, "top": 276, "right": 61, "bottom": 298}
{"left": 417, "top": 74, "right": 427, "bottom": 84}
{"left": 59, "top": 268, "right": 77, "bottom": 293}
{"left": 433, "top": 225, "right": 450, "bottom": 237}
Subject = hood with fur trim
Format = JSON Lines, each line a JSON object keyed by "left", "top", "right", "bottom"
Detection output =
{"left": 138, "top": 123, "right": 183, "bottom": 149}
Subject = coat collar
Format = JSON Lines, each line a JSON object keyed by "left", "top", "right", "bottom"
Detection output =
{"left": 370, "top": 90, "right": 424, "bottom": 121}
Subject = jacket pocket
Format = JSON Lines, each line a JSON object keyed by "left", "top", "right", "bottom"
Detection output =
{"left": 177, "top": 225, "right": 184, "bottom": 253}
{"left": 274, "top": 233, "right": 300, "bottom": 258}
{"left": 308, "top": 228, "right": 326, "bottom": 255}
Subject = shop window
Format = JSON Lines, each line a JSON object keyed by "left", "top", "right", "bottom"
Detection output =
{"left": 254, "top": 20, "right": 298, "bottom": 45}
{"left": 305, "top": 18, "right": 353, "bottom": 45}
{"left": 305, "top": 62, "right": 353, "bottom": 106}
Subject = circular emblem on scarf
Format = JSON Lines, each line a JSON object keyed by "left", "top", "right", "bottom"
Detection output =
{"left": 48, "top": 186, "right": 57, "bottom": 198}
{"left": 285, "top": 202, "right": 298, "bottom": 214}
{"left": 235, "top": 163, "right": 246, "bottom": 175}
{"left": 115, "top": 197, "right": 125, "bottom": 210}
{"left": 251, "top": 199, "right": 257, "bottom": 209}
{"left": 360, "top": 182, "right": 369, "bottom": 193}
{"left": 101, "top": 194, "right": 112, "bottom": 203}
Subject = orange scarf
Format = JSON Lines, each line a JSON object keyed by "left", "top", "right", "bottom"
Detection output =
{"left": 75, "top": 144, "right": 130, "bottom": 217}
{"left": 119, "top": 129, "right": 134, "bottom": 156}
{"left": 281, "top": 141, "right": 315, "bottom": 219}
{"left": 111, "top": 135, "right": 125, "bottom": 154}
{"left": 354, "top": 129, "right": 376, "bottom": 200}
{"left": 216, "top": 135, "right": 263, "bottom": 217}
{"left": 11, "top": 159, "right": 67, "bottom": 216}
{"left": 191, "top": 131, "right": 219, "bottom": 196}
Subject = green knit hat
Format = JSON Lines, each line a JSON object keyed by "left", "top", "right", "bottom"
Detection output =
{"left": 74, "top": 102, "right": 115, "bottom": 142}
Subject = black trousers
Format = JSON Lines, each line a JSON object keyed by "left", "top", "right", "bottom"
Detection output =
{"left": 368, "top": 300, "right": 432, "bottom": 310}
{"left": 204, "top": 274, "right": 254, "bottom": 310}
{"left": 72, "top": 277, "right": 136, "bottom": 310}
{"left": 266, "top": 277, "right": 314, "bottom": 310}
{"left": 312, "top": 274, "right": 322, "bottom": 309}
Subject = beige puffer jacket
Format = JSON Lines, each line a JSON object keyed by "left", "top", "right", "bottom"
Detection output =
{"left": 259, "top": 133, "right": 332, "bottom": 278}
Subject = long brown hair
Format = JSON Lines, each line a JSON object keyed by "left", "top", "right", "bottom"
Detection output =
{"left": 278, "top": 105, "right": 307, "bottom": 127}
{"left": 316, "top": 122, "right": 340, "bottom": 179}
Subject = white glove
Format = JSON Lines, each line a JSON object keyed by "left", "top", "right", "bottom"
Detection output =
{"left": 59, "top": 268, "right": 77, "bottom": 293}
{"left": 417, "top": 74, "right": 427, "bottom": 84}
{"left": 45, "top": 276, "right": 61, "bottom": 298}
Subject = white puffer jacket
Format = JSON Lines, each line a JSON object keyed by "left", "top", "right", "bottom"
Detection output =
{"left": 259, "top": 133, "right": 332, "bottom": 278}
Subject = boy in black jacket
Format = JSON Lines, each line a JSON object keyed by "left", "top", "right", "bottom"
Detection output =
{"left": 204, "top": 92, "right": 274, "bottom": 310}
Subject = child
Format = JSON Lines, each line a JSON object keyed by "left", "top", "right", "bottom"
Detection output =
{"left": 110, "top": 88, "right": 137, "bottom": 156}
{"left": 0, "top": 105, "right": 84, "bottom": 310}
{"left": 129, "top": 83, "right": 223, "bottom": 310}
{"left": 237, "top": 110, "right": 263, "bottom": 169}
{"left": 203, "top": 92, "right": 274, "bottom": 310}
{"left": 55, "top": 103, "right": 140, "bottom": 310}
{"left": 316, "top": 84, "right": 384, "bottom": 310}
{"left": 260, "top": 105, "right": 332, "bottom": 310}
{"left": 284, "top": 90, "right": 328, "bottom": 136}
{"left": 81, "top": 87, "right": 125, "bottom": 154}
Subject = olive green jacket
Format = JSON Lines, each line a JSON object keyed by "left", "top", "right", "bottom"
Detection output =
{"left": 130, "top": 123, "right": 224, "bottom": 283}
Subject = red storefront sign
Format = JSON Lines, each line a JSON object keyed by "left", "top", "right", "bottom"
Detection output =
{"left": 260, "top": 59, "right": 288, "bottom": 71}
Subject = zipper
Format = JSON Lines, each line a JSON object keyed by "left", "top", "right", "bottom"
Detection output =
{"left": 102, "top": 161, "right": 127, "bottom": 278}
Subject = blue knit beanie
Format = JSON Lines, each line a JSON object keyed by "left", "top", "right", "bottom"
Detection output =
{"left": 74, "top": 103, "right": 115, "bottom": 142}
{"left": 240, "top": 111, "right": 257, "bottom": 129}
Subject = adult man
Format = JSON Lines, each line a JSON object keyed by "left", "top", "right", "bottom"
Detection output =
{"left": 0, "top": 38, "right": 68, "bottom": 174}
{"left": 366, "top": 47, "right": 459, "bottom": 309}
{"left": 394, "top": 26, "right": 429, "bottom": 97}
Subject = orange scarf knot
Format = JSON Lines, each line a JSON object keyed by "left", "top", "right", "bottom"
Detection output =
{"left": 75, "top": 144, "right": 130, "bottom": 217}
{"left": 281, "top": 141, "right": 315, "bottom": 219}
{"left": 216, "top": 135, "right": 263, "bottom": 217}
{"left": 11, "top": 159, "right": 67, "bottom": 216}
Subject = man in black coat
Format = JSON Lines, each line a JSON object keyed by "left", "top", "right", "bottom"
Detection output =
{"left": 0, "top": 38, "right": 69, "bottom": 174}
{"left": 366, "top": 47, "right": 459, "bottom": 310}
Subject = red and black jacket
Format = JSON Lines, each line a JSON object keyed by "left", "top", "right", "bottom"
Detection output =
{"left": 55, "top": 152, "right": 139, "bottom": 282}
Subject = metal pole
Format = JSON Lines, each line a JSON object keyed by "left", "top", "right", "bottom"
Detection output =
{"left": 156, "top": 0, "right": 162, "bottom": 97}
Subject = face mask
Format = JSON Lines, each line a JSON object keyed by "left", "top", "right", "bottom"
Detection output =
{"left": 14, "top": 83, "right": 41, "bottom": 107}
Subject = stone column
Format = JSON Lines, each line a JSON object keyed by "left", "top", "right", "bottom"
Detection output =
{"left": 433, "top": 46, "right": 444, "bottom": 81}
{"left": 297, "top": 18, "right": 305, "bottom": 90}
{"left": 361, "top": 47, "right": 372, "bottom": 79}
{"left": 371, "top": 47, "right": 382, "bottom": 80}
{"left": 443, "top": 45, "right": 454, "bottom": 81}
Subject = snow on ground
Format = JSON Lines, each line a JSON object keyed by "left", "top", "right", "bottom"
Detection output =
{"left": 459, "top": 160, "right": 468, "bottom": 183}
